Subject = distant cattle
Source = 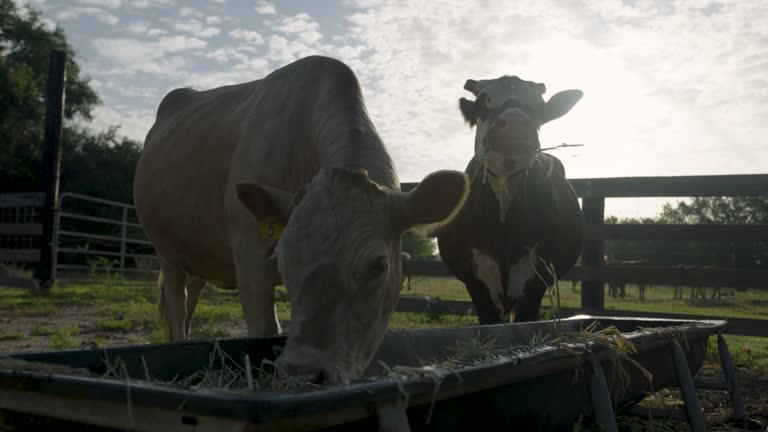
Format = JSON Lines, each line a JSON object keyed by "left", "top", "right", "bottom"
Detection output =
{"left": 605, "top": 258, "right": 651, "bottom": 300}
{"left": 436, "top": 75, "right": 583, "bottom": 323}
{"left": 672, "top": 264, "right": 726, "bottom": 300}
{"left": 134, "top": 56, "right": 469, "bottom": 383}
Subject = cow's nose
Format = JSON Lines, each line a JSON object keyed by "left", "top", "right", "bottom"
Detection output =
{"left": 276, "top": 354, "right": 340, "bottom": 385}
{"left": 279, "top": 362, "right": 325, "bottom": 384}
{"left": 492, "top": 110, "right": 534, "bottom": 132}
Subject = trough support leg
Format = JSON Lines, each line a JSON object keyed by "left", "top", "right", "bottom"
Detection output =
{"left": 589, "top": 355, "right": 618, "bottom": 432}
{"left": 716, "top": 334, "right": 745, "bottom": 421}
{"left": 670, "top": 339, "right": 707, "bottom": 432}
{"left": 376, "top": 399, "right": 411, "bottom": 432}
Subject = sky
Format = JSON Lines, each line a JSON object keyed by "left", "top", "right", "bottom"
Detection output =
{"left": 12, "top": 0, "right": 768, "bottom": 218}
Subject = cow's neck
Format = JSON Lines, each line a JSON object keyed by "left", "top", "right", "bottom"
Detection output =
{"left": 318, "top": 128, "right": 399, "bottom": 191}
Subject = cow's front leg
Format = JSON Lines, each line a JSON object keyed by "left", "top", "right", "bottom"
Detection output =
{"left": 514, "top": 273, "right": 551, "bottom": 322}
{"left": 232, "top": 239, "right": 282, "bottom": 337}
{"left": 159, "top": 259, "right": 189, "bottom": 341}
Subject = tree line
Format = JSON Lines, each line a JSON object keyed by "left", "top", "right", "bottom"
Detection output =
{"left": 1, "top": 0, "right": 141, "bottom": 204}
{"left": 605, "top": 198, "right": 768, "bottom": 269}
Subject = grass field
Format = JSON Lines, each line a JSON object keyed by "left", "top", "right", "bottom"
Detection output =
{"left": 402, "top": 276, "right": 768, "bottom": 320}
{"left": 0, "top": 277, "right": 765, "bottom": 355}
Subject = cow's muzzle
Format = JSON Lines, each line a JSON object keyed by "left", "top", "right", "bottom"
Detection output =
{"left": 276, "top": 348, "right": 346, "bottom": 385}
{"left": 486, "top": 109, "right": 540, "bottom": 155}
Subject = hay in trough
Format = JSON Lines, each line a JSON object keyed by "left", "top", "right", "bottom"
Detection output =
{"left": 99, "top": 340, "right": 320, "bottom": 393}
{"left": 20, "top": 323, "right": 667, "bottom": 395}
{"left": 2, "top": 320, "right": 697, "bottom": 400}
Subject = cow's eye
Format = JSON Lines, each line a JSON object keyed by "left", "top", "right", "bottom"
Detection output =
{"left": 367, "top": 256, "right": 389, "bottom": 279}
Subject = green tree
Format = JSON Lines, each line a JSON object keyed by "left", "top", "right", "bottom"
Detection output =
{"left": 604, "top": 197, "right": 768, "bottom": 269}
{"left": 0, "top": 0, "right": 100, "bottom": 192}
{"left": 402, "top": 233, "right": 436, "bottom": 259}
{"left": 659, "top": 197, "right": 768, "bottom": 224}
{"left": 61, "top": 126, "right": 142, "bottom": 204}
{"left": 658, "top": 196, "right": 768, "bottom": 268}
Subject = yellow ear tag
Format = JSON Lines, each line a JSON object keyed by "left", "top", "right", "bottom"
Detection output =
{"left": 259, "top": 217, "right": 285, "bottom": 241}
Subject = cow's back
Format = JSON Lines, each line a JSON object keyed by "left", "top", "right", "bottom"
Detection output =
{"left": 134, "top": 56, "right": 393, "bottom": 283}
{"left": 134, "top": 79, "right": 261, "bottom": 280}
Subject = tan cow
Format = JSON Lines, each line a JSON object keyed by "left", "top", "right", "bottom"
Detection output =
{"left": 134, "top": 56, "right": 469, "bottom": 383}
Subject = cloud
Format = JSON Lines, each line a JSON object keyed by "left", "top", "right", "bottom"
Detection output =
{"left": 147, "top": 28, "right": 168, "bottom": 37}
{"left": 75, "top": 0, "right": 122, "bottom": 8}
{"left": 91, "top": 36, "right": 206, "bottom": 76}
{"left": 254, "top": 1, "right": 276, "bottom": 15}
{"left": 205, "top": 48, "right": 249, "bottom": 64}
{"left": 172, "top": 19, "right": 203, "bottom": 33}
{"left": 179, "top": 7, "right": 203, "bottom": 18}
{"left": 272, "top": 13, "right": 323, "bottom": 45}
{"left": 57, "top": 6, "right": 120, "bottom": 26}
{"left": 89, "top": 105, "right": 156, "bottom": 142}
{"left": 125, "top": 21, "right": 148, "bottom": 34}
{"left": 11, "top": 0, "right": 47, "bottom": 14}
{"left": 262, "top": 35, "right": 326, "bottom": 64}
{"left": 334, "top": 0, "right": 768, "bottom": 182}
{"left": 200, "top": 27, "right": 221, "bottom": 37}
{"left": 229, "top": 28, "right": 265, "bottom": 44}
{"left": 126, "top": 0, "right": 175, "bottom": 8}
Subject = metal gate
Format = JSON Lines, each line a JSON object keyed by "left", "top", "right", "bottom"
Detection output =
{"left": 52, "top": 192, "right": 159, "bottom": 284}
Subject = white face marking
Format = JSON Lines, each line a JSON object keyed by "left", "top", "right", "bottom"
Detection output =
{"left": 471, "top": 249, "right": 504, "bottom": 312}
{"left": 470, "top": 78, "right": 547, "bottom": 222}
{"left": 507, "top": 246, "right": 539, "bottom": 306}
{"left": 472, "top": 79, "right": 545, "bottom": 158}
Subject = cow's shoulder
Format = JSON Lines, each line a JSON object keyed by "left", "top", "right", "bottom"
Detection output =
{"left": 291, "top": 55, "right": 359, "bottom": 82}
{"left": 155, "top": 87, "right": 200, "bottom": 121}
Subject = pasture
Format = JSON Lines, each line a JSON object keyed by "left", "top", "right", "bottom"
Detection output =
{"left": 3, "top": 277, "right": 767, "bottom": 351}
{"left": 404, "top": 277, "right": 768, "bottom": 321}
{"left": 1, "top": 277, "right": 766, "bottom": 430}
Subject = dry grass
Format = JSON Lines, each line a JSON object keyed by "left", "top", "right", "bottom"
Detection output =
{"left": 101, "top": 340, "right": 320, "bottom": 393}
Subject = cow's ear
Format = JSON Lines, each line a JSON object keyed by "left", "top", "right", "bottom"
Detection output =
{"left": 459, "top": 98, "right": 477, "bottom": 127}
{"left": 393, "top": 170, "right": 469, "bottom": 235}
{"left": 538, "top": 89, "right": 583, "bottom": 124}
{"left": 236, "top": 183, "right": 295, "bottom": 235}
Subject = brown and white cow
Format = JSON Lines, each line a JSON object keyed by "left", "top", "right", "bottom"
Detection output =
{"left": 436, "top": 75, "right": 583, "bottom": 323}
{"left": 134, "top": 56, "right": 469, "bottom": 383}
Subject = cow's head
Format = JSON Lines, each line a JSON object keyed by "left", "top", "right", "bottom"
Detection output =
{"left": 237, "top": 168, "right": 469, "bottom": 384}
{"left": 459, "top": 76, "right": 582, "bottom": 218}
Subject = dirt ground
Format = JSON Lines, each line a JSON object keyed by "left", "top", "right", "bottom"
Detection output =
{"left": 618, "top": 363, "right": 768, "bottom": 431}
{"left": 1, "top": 295, "right": 766, "bottom": 431}
{"left": 0, "top": 286, "right": 251, "bottom": 353}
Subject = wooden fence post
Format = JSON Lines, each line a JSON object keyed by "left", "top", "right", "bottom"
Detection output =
{"left": 35, "top": 50, "right": 67, "bottom": 290}
{"left": 581, "top": 196, "right": 605, "bottom": 313}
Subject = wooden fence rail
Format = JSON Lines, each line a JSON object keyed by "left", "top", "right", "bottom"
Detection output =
{"left": 0, "top": 193, "right": 45, "bottom": 290}
{"left": 395, "top": 297, "right": 767, "bottom": 337}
